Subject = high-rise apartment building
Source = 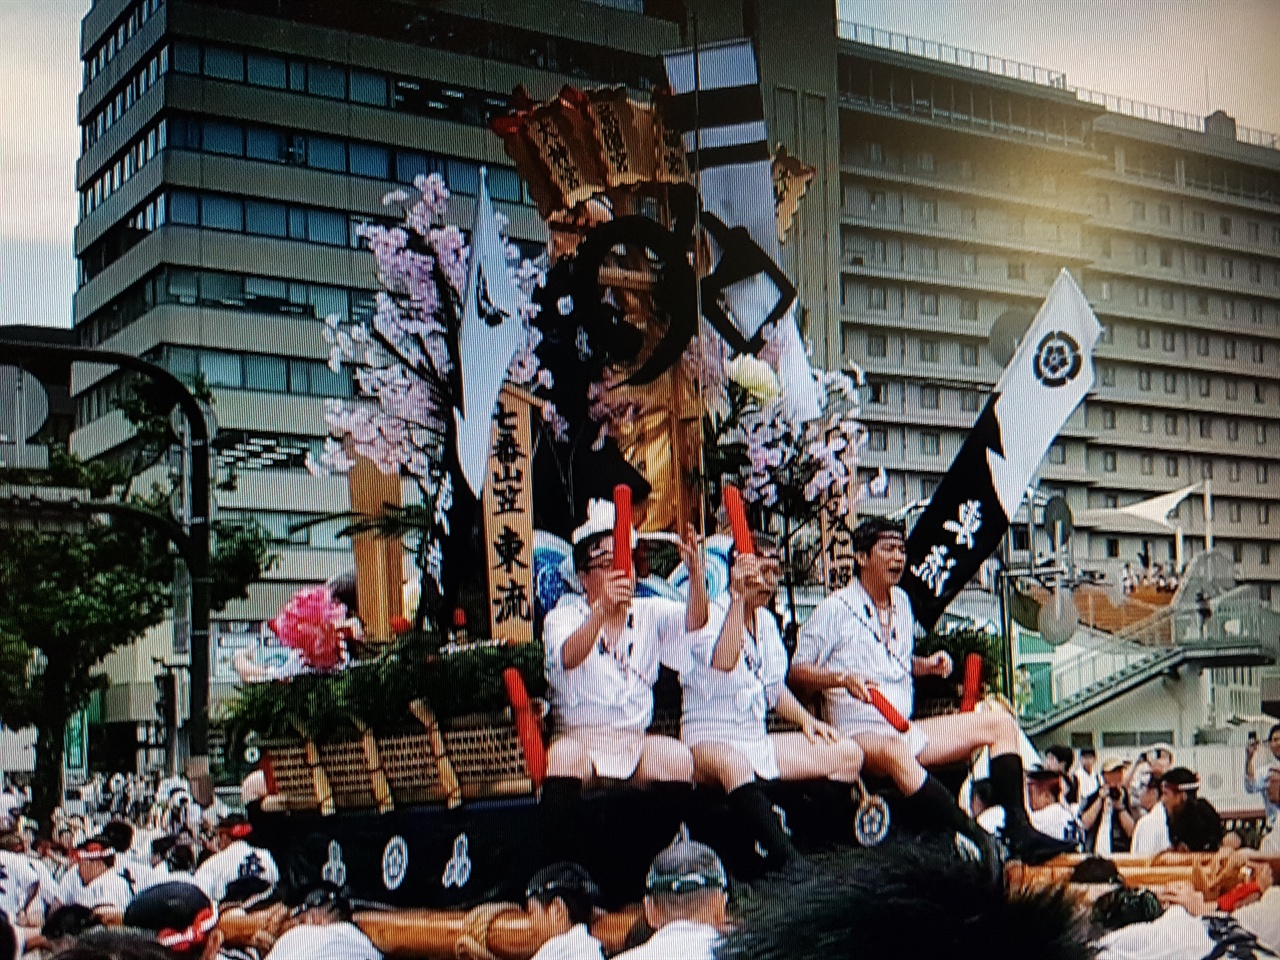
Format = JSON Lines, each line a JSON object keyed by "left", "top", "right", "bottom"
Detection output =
{"left": 73, "top": 0, "right": 1280, "bottom": 634}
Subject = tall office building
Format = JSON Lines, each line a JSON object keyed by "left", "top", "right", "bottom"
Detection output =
{"left": 73, "top": 0, "right": 1280, "bottom": 634}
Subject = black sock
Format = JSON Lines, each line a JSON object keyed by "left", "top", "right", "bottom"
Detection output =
{"left": 986, "top": 755, "right": 1076, "bottom": 864}
{"left": 728, "top": 780, "right": 798, "bottom": 868}
{"left": 902, "top": 775, "right": 975, "bottom": 837}
{"left": 539, "top": 775, "right": 584, "bottom": 863}
{"left": 649, "top": 780, "right": 694, "bottom": 846}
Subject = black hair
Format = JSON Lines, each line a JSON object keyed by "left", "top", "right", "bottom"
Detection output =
{"left": 1068, "top": 857, "right": 1123, "bottom": 885}
{"left": 572, "top": 532, "right": 610, "bottom": 573}
{"left": 970, "top": 779, "right": 997, "bottom": 811}
{"left": 1269, "top": 722, "right": 1280, "bottom": 739}
{"left": 1090, "top": 888, "right": 1164, "bottom": 932}
{"left": 43, "top": 904, "right": 104, "bottom": 941}
{"left": 47, "top": 929, "right": 177, "bottom": 960}
{"left": 223, "top": 876, "right": 274, "bottom": 906}
{"left": 1168, "top": 797, "right": 1224, "bottom": 852}
{"left": 0, "top": 912, "right": 16, "bottom": 960}
{"left": 1045, "top": 745, "right": 1075, "bottom": 768}
{"left": 526, "top": 862, "right": 600, "bottom": 926}
{"left": 150, "top": 835, "right": 176, "bottom": 860}
{"left": 164, "top": 843, "right": 196, "bottom": 874}
{"left": 123, "top": 881, "right": 213, "bottom": 936}
{"left": 297, "top": 881, "right": 354, "bottom": 922}
{"left": 717, "top": 838, "right": 1091, "bottom": 960}
{"left": 101, "top": 819, "right": 134, "bottom": 854}
{"left": 849, "top": 517, "right": 906, "bottom": 573}
{"left": 1080, "top": 747, "right": 1097, "bottom": 757}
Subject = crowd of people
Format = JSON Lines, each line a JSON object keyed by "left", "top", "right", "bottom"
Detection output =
{"left": 1, "top": 508, "right": 1277, "bottom": 959}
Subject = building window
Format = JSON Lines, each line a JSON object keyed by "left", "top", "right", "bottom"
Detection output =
{"left": 1137, "top": 328, "right": 1151, "bottom": 349}
{"left": 1103, "top": 451, "right": 1117, "bottom": 472}
{"left": 1229, "top": 501, "right": 1242, "bottom": 523}
{"left": 923, "top": 246, "right": 939, "bottom": 270}
{"left": 960, "top": 391, "right": 981, "bottom": 412}
{"left": 1141, "top": 454, "right": 1154, "bottom": 475}
{"left": 1102, "top": 408, "right": 1116, "bottom": 429}
{"left": 920, "top": 292, "right": 939, "bottom": 315}
{"left": 921, "top": 479, "right": 938, "bottom": 499}
{"left": 869, "top": 190, "right": 886, "bottom": 212}
{"left": 920, "top": 386, "right": 940, "bottom": 409}
{"left": 1197, "top": 335, "right": 1210, "bottom": 356}
{"left": 1192, "top": 211, "right": 1205, "bottom": 231}
{"left": 1100, "top": 281, "right": 1113, "bottom": 301}
{"left": 959, "top": 298, "right": 978, "bottom": 321}
{"left": 1140, "top": 411, "right": 1153, "bottom": 432}
{"left": 869, "top": 142, "right": 884, "bottom": 163}
{"left": 1162, "top": 330, "right": 1177, "bottom": 351}
{"left": 1163, "top": 371, "right": 1178, "bottom": 393}
{"left": 920, "top": 432, "right": 941, "bottom": 456}
{"left": 1160, "top": 289, "right": 1175, "bottom": 311}
{"left": 1255, "top": 382, "right": 1267, "bottom": 404}
{"left": 869, "top": 428, "right": 888, "bottom": 451}
{"left": 1099, "top": 323, "right": 1114, "bottom": 344}
{"left": 919, "top": 339, "right": 940, "bottom": 362}
{"left": 1199, "top": 416, "right": 1212, "bottom": 438}
{"left": 869, "top": 286, "right": 887, "bottom": 310}
{"left": 1225, "top": 339, "right": 1237, "bottom": 360}
{"left": 1222, "top": 258, "right": 1234, "bottom": 280}
{"left": 1220, "top": 215, "right": 1232, "bottom": 236}
{"left": 1228, "top": 421, "right": 1240, "bottom": 443}
{"left": 1262, "top": 545, "right": 1273, "bottom": 566}
{"left": 1201, "top": 459, "right": 1214, "bottom": 480}
{"left": 867, "top": 381, "right": 888, "bottom": 404}
{"left": 1250, "top": 262, "right": 1263, "bottom": 283}
{"left": 1164, "top": 414, "right": 1179, "bottom": 435}
{"left": 1198, "top": 376, "right": 1211, "bottom": 398}
{"left": 1132, "top": 200, "right": 1146, "bottom": 222}
{"left": 1166, "top": 457, "right": 1180, "bottom": 478}
{"left": 1007, "top": 261, "right": 1026, "bottom": 281}
{"left": 1158, "top": 204, "right": 1172, "bottom": 225}
{"left": 1049, "top": 443, "right": 1066, "bottom": 465}
{"left": 1260, "top": 503, "right": 1272, "bottom": 525}
{"left": 1139, "top": 370, "right": 1152, "bottom": 391}
{"left": 918, "top": 151, "right": 935, "bottom": 172}
{"left": 1257, "top": 423, "right": 1267, "bottom": 444}
{"left": 1193, "top": 252, "right": 1207, "bottom": 273}
{"left": 960, "top": 343, "right": 979, "bottom": 366}
{"left": 960, "top": 252, "right": 977, "bottom": 274}
{"left": 1159, "top": 246, "right": 1173, "bottom": 268}
{"left": 1136, "top": 286, "right": 1150, "bottom": 307}
{"left": 1232, "top": 543, "right": 1244, "bottom": 564}
{"left": 921, "top": 199, "right": 938, "bottom": 222}
{"left": 1252, "top": 342, "right": 1266, "bottom": 363}
{"left": 867, "top": 333, "right": 887, "bottom": 357}
{"left": 1258, "top": 463, "right": 1269, "bottom": 485}
{"left": 1106, "top": 538, "right": 1120, "bottom": 559}
{"left": 1135, "top": 244, "right": 1148, "bottom": 265}
{"left": 870, "top": 238, "right": 887, "bottom": 262}
{"left": 1101, "top": 365, "right": 1116, "bottom": 387}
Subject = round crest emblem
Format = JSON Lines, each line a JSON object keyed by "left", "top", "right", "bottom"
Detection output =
{"left": 1032, "top": 331, "right": 1082, "bottom": 388}
{"left": 382, "top": 835, "right": 409, "bottom": 891}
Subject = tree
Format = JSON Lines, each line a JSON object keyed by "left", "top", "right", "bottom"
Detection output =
{"left": 0, "top": 385, "right": 274, "bottom": 824}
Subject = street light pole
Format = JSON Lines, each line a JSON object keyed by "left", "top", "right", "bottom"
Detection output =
{"left": 5, "top": 341, "right": 213, "bottom": 798}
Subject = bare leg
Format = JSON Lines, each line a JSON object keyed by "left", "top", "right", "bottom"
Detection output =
{"left": 690, "top": 742, "right": 756, "bottom": 792}
{"left": 546, "top": 736, "right": 594, "bottom": 782}
{"left": 856, "top": 732, "right": 928, "bottom": 794}
{"left": 631, "top": 735, "right": 694, "bottom": 786}
{"left": 772, "top": 733, "right": 864, "bottom": 783}
{"left": 915, "top": 710, "right": 1022, "bottom": 766}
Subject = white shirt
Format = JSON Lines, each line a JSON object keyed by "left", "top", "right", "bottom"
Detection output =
{"left": 1130, "top": 803, "right": 1171, "bottom": 854}
{"left": 194, "top": 840, "right": 280, "bottom": 903}
{"left": 676, "top": 600, "right": 787, "bottom": 747}
{"left": 794, "top": 582, "right": 916, "bottom": 735}
{"left": 0, "top": 850, "right": 40, "bottom": 920}
{"left": 1095, "top": 905, "right": 1212, "bottom": 960}
{"left": 531, "top": 923, "right": 605, "bottom": 960}
{"left": 544, "top": 594, "right": 688, "bottom": 733}
{"left": 57, "top": 867, "right": 133, "bottom": 911}
{"left": 616, "top": 920, "right": 720, "bottom": 960}
{"left": 265, "top": 923, "right": 382, "bottom": 960}
{"left": 1030, "top": 802, "right": 1080, "bottom": 844}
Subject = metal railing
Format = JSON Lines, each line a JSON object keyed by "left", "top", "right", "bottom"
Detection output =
{"left": 836, "top": 20, "right": 1279, "bottom": 152}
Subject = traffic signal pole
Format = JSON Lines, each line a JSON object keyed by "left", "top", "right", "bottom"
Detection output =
{"left": 5, "top": 341, "right": 213, "bottom": 802}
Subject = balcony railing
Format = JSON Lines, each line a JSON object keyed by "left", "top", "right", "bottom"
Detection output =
{"left": 837, "top": 20, "right": 1279, "bottom": 153}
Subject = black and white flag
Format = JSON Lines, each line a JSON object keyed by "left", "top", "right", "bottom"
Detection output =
{"left": 903, "top": 269, "right": 1102, "bottom": 631}
{"left": 455, "top": 167, "right": 529, "bottom": 498}
{"left": 663, "top": 40, "right": 821, "bottom": 421}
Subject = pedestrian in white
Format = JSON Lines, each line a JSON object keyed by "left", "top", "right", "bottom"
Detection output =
{"left": 193, "top": 815, "right": 279, "bottom": 904}
{"left": 524, "top": 863, "right": 605, "bottom": 960}
{"left": 56, "top": 839, "right": 132, "bottom": 912}
{"left": 615, "top": 838, "right": 727, "bottom": 960}
{"left": 264, "top": 885, "right": 380, "bottom": 960}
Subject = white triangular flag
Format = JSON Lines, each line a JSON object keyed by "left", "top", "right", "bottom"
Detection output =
{"left": 986, "top": 269, "right": 1102, "bottom": 518}
{"left": 454, "top": 168, "right": 528, "bottom": 498}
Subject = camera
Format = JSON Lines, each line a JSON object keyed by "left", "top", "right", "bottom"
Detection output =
{"left": 1108, "top": 787, "right": 1122, "bottom": 801}
{"left": 1248, "top": 730, "right": 1259, "bottom": 745}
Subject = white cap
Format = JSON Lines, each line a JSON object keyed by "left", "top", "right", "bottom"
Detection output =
{"left": 572, "top": 498, "right": 635, "bottom": 547}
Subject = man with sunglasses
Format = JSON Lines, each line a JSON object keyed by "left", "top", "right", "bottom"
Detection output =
{"left": 790, "top": 516, "right": 1073, "bottom": 862}
{"left": 541, "top": 499, "right": 707, "bottom": 853}
{"left": 673, "top": 532, "right": 864, "bottom": 868}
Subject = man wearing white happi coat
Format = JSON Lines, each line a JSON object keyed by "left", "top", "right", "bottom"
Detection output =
{"left": 673, "top": 534, "right": 863, "bottom": 866}
{"left": 543, "top": 499, "right": 706, "bottom": 786}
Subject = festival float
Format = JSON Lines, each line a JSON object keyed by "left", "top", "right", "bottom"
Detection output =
{"left": 220, "top": 39, "right": 1073, "bottom": 958}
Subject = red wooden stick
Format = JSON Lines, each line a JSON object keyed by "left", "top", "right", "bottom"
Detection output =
{"left": 503, "top": 667, "right": 546, "bottom": 788}
{"left": 960, "top": 652, "right": 984, "bottom": 712}
{"left": 868, "top": 687, "right": 910, "bottom": 733}
{"left": 612, "top": 484, "right": 633, "bottom": 576}
{"left": 724, "top": 485, "right": 753, "bottom": 554}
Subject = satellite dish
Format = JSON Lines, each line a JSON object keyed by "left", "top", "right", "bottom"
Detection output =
{"left": 1038, "top": 586, "right": 1079, "bottom": 645}
{"left": 1043, "top": 496, "right": 1074, "bottom": 550}
{"left": 987, "top": 308, "right": 1037, "bottom": 368}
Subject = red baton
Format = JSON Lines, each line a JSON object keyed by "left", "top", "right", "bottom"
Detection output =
{"left": 960, "top": 652, "right": 983, "bottom": 712}
{"left": 503, "top": 667, "right": 546, "bottom": 788}
{"left": 613, "top": 484, "right": 633, "bottom": 576}
{"left": 724, "top": 484, "right": 753, "bottom": 554}
{"left": 868, "top": 687, "right": 910, "bottom": 733}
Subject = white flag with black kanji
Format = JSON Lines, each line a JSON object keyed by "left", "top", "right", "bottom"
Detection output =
{"left": 903, "top": 269, "right": 1102, "bottom": 630}
{"left": 455, "top": 167, "right": 529, "bottom": 498}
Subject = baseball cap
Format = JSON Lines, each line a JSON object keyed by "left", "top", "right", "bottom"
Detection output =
{"left": 1026, "top": 764, "right": 1065, "bottom": 781}
{"left": 124, "top": 882, "right": 217, "bottom": 953}
{"left": 644, "top": 839, "right": 727, "bottom": 894}
{"left": 1101, "top": 757, "right": 1128, "bottom": 774}
{"left": 1160, "top": 767, "right": 1200, "bottom": 791}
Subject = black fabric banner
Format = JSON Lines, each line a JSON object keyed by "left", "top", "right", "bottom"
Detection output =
{"left": 902, "top": 396, "right": 1008, "bottom": 632}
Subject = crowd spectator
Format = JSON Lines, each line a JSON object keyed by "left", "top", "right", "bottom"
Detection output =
{"left": 1246, "top": 725, "right": 1280, "bottom": 830}
{"left": 1027, "top": 767, "right": 1082, "bottom": 848}
{"left": 1073, "top": 748, "right": 1100, "bottom": 806}
{"left": 616, "top": 839, "right": 728, "bottom": 960}
{"left": 1042, "top": 746, "right": 1079, "bottom": 807}
{"left": 1079, "top": 758, "right": 1139, "bottom": 855}
{"left": 524, "top": 863, "right": 604, "bottom": 960}
{"left": 261, "top": 883, "right": 380, "bottom": 960}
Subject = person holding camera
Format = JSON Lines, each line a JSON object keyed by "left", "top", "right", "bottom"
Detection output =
{"left": 1079, "top": 757, "right": 1138, "bottom": 854}
{"left": 1246, "top": 724, "right": 1280, "bottom": 831}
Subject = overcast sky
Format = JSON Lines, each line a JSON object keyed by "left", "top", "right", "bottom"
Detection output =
{"left": 2, "top": 0, "right": 1278, "bottom": 329}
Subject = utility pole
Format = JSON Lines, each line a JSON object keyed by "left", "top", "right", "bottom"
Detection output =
{"left": 4, "top": 341, "right": 213, "bottom": 802}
